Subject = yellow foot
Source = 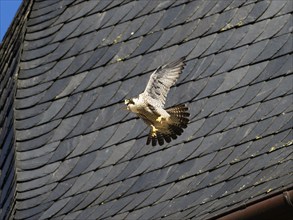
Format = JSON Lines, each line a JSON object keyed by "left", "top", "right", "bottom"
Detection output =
{"left": 151, "top": 125, "right": 158, "bottom": 137}
{"left": 156, "top": 116, "right": 165, "bottom": 123}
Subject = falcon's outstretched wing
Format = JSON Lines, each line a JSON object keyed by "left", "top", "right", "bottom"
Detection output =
{"left": 142, "top": 57, "right": 186, "bottom": 107}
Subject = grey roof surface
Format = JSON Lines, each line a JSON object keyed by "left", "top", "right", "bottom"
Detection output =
{"left": 0, "top": 0, "right": 292, "bottom": 219}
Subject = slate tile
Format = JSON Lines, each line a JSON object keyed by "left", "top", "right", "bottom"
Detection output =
{"left": 235, "top": 40, "right": 269, "bottom": 67}
{"left": 36, "top": 79, "right": 68, "bottom": 103}
{"left": 214, "top": 69, "right": 247, "bottom": 94}
{"left": 119, "top": 1, "right": 146, "bottom": 22}
{"left": 80, "top": 27, "right": 113, "bottom": 53}
{"left": 50, "top": 115, "right": 81, "bottom": 142}
{"left": 210, "top": 1, "right": 235, "bottom": 16}
{"left": 254, "top": 34, "right": 290, "bottom": 63}
{"left": 257, "top": 15, "right": 290, "bottom": 43}
{"left": 253, "top": 56, "right": 287, "bottom": 84}
{"left": 62, "top": 172, "right": 94, "bottom": 198}
{"left": 14, "top": 202, "right": 53, "bottom": 220}
{"left": 146, "top": 147, "right": 178, "bottom": 171}
{"left": 190, "top": 13, "right": 218, "bottom": 39}
{"left": 257, "top": 0, "right": 287, "bottom": 21}
{"left": 61, "top": 153, "right": 93, "bottom": 180}
{"left": 275, "top": 14, "right": 293, "bottom": 37}
{"left": 78, "top": 47, "right": 108, "bottom": 72}
{"left": 51, "top": 19, "right": 82, "bottom": 43}
{"left": 66, "top": 88, "right": 101, "bottom": 117}
{"left": 217, "top": 46, "right": 248, "bottom": 74}
{"left": 15, "top": 102, "right": 51, "bottom": 120}
{"left": 92, "top": 43, "right": 121, "bottom": 68}
{"left": 135, "top": 0, "right": 158, "bottom": 17}
{"left": 73, "top": 205, "right": 97, "bottom": 220}
{"left": 127, "top": 169, "right": 165, "bottom": 194}
{"left": 45, "top": 177, "right": 76, "bottom": 202}
{"left": 212, "top": 87, "right": 246, "bottom": 114}
{"left": 55, "top": 192, "right": 87, "bottom": 216}
{"left": 222, "top": 129, "right": 245, "bottom": 152}
{"left": 16, "top": 131, "right": 54, "bottom": 152}
{"left": 66, "top": 111, "right": 96, "bottom": 139}
{"left": 99, "top": 198, "right": 132, "bottom": 219}
{"left": 153, "top": 5, "right": 183, "bottom": 32}
{"left": 60, "top": 51, "right": 94, "bottom": 78}
{"left": 18, "top": 152, "right": 54, "bottom": 170}
{"left": 130, "top": 31, "right": 163, "bottom": 57}
{"left": 131, "top": 12, "right": 164, "bottom": 39}
{"left": 168, "top": 21, "right": 199, "bottom": 47}
{"left": 100, "top": 21, "right": 130, "bottom": 46}
{"left": 272, "top": 35, "right": 292, "bottom": 59}
{"left": 103, "top": 135, "right": 132, "bottom": 166}
{"left": 189, "top": 0, "right": 217, "bottom": 21}
{"left": 39, "top": 197, "right": 71, "bottom": 220}
{"left": 203, "top": 31, "right": 233, "bottom": 56}
{"left": 148, "top": 27, "right": 177, "bottom": 52}
{"left": 113, "top": 157, "right": 144, "bottom": 181}
{"left": 84, "top": 108, "right": 113, "bottom": 133}
{"left": 228, "top": 123, "right": 258, "bottom": 147}
{"left": 140, "top": 201, "right": 170, "bottom": 220}
{"left": 23, "top": 38, "right": 77, "bottom": 70}
{"left": 242, "top": 117, "right": 275, "bottom": 143}
{"left": 136, "top": 184, "right": 171, "bottom": 209}
{"left": 91, "top": 182, "right": 121, "bottom": 206}
{"left": 248, "top": 78, "right": 282, "bottom": 105}
{"left": 246, "top": 98, "right": 278, "bottom": 123}
{"left": 27, "top": 13, "right": 59, "bottom": 32}
{"left": 71, "top": 1, "right": 99, "bottom": 21}
{"left": 48, "top": 138, "right": 78, "bottom": 164}
{"left": 25, "top": 24, "right": 62, "bottom": 41}
{"left": 22, "top": 43, "right": 59, "bottom": 61}
{"left": 15, "top": 92, "right": 45, "bottom": 109}
{"left": 54, "top": 93, "right": 82, "bottom": 119}
{"left": 265, "top": 112, "right": 292, "bottom": 136}
{"left": 186, "top": 133, "right": 217, "bottom": 159}
{"left": 31, "top": 0, "right": 60, "bottom": 10}
{"left": 195, "top": 113, "right": 224, "bottom": 138}
{"left": 17, "top": 162, "right": 60, "bottom": 182}
{"left": 64, "top": 33, "right": 95, "bottom": 58}
{"left": 106, "top": 177, "right": 138, "bottom": 201}
{"left": 118, "top": 190, "right": 152, "bottom": 215}
{"left": 38, "top": 97, "right": 68, "bottom": 124}
{"left": 232, "top": 84, "right": 262, "bottom": 109}
{"left": 106, "top": 2, "right": 134, "bottom": 27}
{"left": 39, "top": 57, "right": 74, "bottom": 83}
{"left": 87, "top": 82, "right": 121, "bottom": 110}
{"left": 16, "top": 82, "right": 53, "bottom": 99}
{"left": 85, "top": 126, "right": 117, "bottom": 152}
{"left": 172, "top": 1, "right": 202, "bottom": 26}
{"left": 18, "top": 62, "right": 56, "bottom": 79}
{"left": 196, "top": 74, "right": 225, "bottom": 99}
{"left": 16, "top": 119, "right": 61, "bottom": 141}
{"left": 189, "top": 34, "right": 217, "bottom": 59}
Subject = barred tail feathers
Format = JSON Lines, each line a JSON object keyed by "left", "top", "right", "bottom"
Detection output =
{"left": 166, "top": 104, "right": 190, "bottom": 129}
{"left": 146, "top": 104, "right": 190, "bottom": 146}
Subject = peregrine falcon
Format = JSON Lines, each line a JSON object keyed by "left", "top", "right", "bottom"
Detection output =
{"left": 124, "top": 57, "right": 190, "bottom": 146}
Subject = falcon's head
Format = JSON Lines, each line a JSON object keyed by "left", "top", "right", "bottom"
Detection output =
{"left": 124, "top": 98, "right": 135, "bottom": 110}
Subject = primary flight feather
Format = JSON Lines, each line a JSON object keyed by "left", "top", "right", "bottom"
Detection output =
{"left": 124, "top": 57, "right": 190, "bottom": 146}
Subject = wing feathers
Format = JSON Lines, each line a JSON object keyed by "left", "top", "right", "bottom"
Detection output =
{"left": 142, "top": 57, "right": 186, "bottom": 107}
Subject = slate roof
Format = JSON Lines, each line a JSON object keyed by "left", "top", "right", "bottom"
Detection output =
{"left": 0, "top": 0, "right": 292, "bottom": 219}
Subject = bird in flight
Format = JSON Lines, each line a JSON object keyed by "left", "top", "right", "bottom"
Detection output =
{"left": 124, "top": 57, "right": 190, "bottom": 146}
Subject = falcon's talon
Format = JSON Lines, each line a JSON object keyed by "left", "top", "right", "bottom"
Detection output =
{"left": 151, "top": 125, "right": 158, "bottom": 137}
{"left": 156, "top": 116, "right": 162, "bottom": 123}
